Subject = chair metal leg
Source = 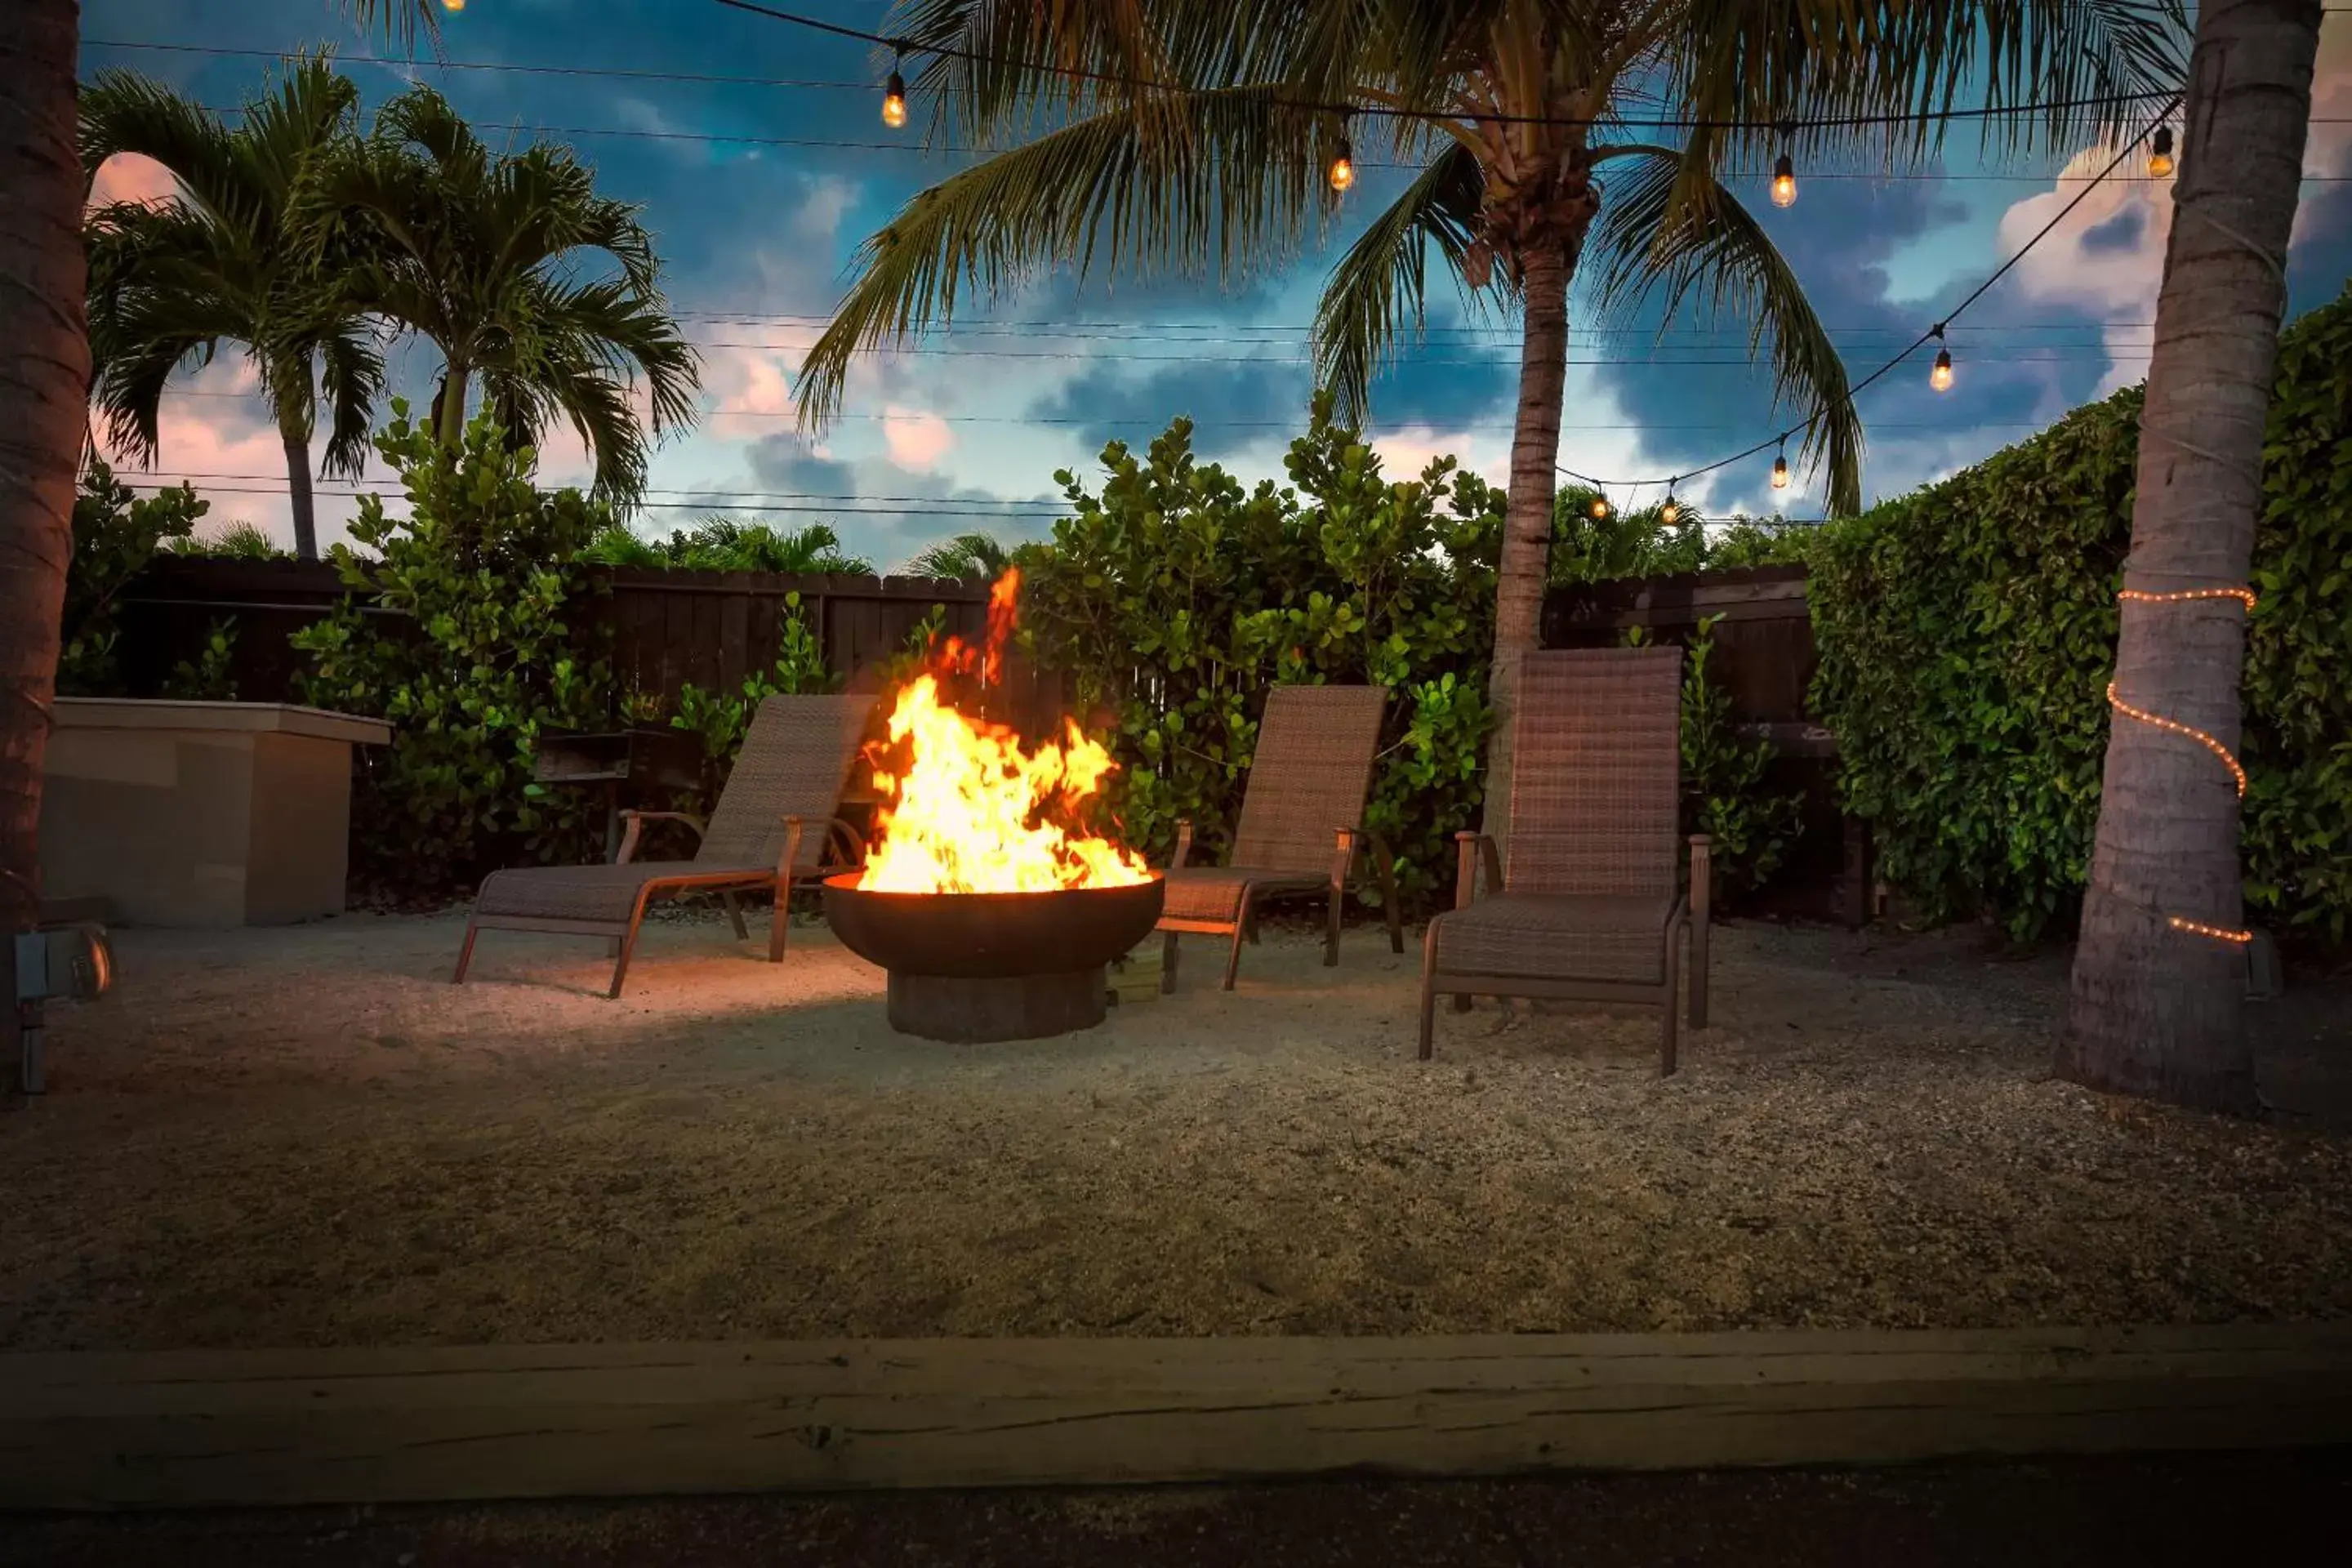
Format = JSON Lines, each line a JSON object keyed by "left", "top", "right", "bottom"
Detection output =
{"left": 452, "top": 921, "right": 480, "bottom": 984}
{"left": 1690, "top": 911, "right": 1710, "bottom": 1031}
{"left": 721, "top": 889, "right": 750, "bottom": 941}
{"left": 768, "top": 877, "right": 792, "bottom": 963}
{"left": 1324, "top": 881, "right": 1344, "bottom": 968}
{"left": 609, "top": 911, "right": 648, "bottom": 1000}
{"left": 1159, "top": 929, "right": 1180, "bottom": 993}
{"left": 1418, "top": 924, "right": 1441, "bottom": 1060}
{"left": 1222, "top": 920, "right": 1247, "bottom": 991}
{"left": 1451, "top": 992, "right": 1472, "bottom": 1013}
{"left": 1660, "top": 923, "right": 1683, "bottom": 1077}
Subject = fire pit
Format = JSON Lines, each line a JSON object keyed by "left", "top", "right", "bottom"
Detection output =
{"left": 825, "top": 568, "right": 1162, "bottom": 1042}
{"left": 823, "top": 873, "right": 1165, "bottom": 1041}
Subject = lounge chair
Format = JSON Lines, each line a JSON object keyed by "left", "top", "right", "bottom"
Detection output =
{"left": 454, "top": 693, "right": 873, "bottom": 998}
{"left": 1419, "top": 647, "right": 1711, "bottom": 1074}
{"left": 1158, "top": 684, "right": 1403, "bottom": 991}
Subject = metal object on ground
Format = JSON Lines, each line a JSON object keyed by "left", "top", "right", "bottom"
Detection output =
{"left": 822, "top": 873, "right": 1165, "bottom": 1042}
{"left": 13, "top": 924, "right": 115, "bottom": 1095}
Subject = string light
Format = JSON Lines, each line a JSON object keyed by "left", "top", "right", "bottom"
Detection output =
{"left": 1771, "top": 126, "right": 1797, "bottom": 207}
{"left": 2106, "top": 583, "right": 2261, "bottom": 947}
{"left": 2148, "top": 126, "right": 2176, "bottom": 179}
{"left": 1588, "top": 493, "right": 1610, "bottom": 519}
{"left": 1659, "top": 483, "right": 1680, "bottom": 525}
{"left": 1929, "top": 323, "right": 1953, "bottom": 391}
{"left": 1770, "top": 438, "right": 1790, "bottom": 490}
{"left": 881, "top": 50, "right": 907, "bottom": 128}
{"left": 441, "top": 0, "right": 465, "bottom": 11}
{"left": 1328, "top": 122, "right": 1356, "bottom": 194}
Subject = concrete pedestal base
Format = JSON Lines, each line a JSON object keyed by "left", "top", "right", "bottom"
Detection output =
{"left": 39, "top": 700, "right": 391, "bottom": 928}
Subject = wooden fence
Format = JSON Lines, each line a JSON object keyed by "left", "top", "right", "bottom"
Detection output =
{"left": 109, "top": 557, "right": 1065, "bottom": 733}
{"left": 1543, "top": 564, "right": 1867, "bottom": 924}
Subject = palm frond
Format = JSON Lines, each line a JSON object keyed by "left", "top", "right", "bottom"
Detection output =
{"left": 1587, "top": 144, "right": 1861, "bottom": 514}
{"left": 314, "top": 315, "right": 389, "bottom": 479}
{"left": 1311, "top": 141, "right": 1490, "bottom": 427}
{"left": 797, "top": 82, "right": 1330, "bottom": 430}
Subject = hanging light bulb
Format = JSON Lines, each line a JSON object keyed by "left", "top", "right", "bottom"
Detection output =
{"left": 1770, "top": 440, "right": 1791, "bottom": 491}
{"left": 1660, "top": 483, "right": 1680, "bottom": 525}
{"left": 1770, "top": 126, "right": 1797, "bottom": 208}
{"left": 1588, "top": 493, "right": 1610, "bottom": 520}
{"left": 881, "top": 51, "right": 908, "bottom": 129}
{"left": 441, "top": 0, "right": 465, "bottom": 11}
{"left": 1328, "top": 134, "right": 1356, "bottom": 194}
{"left": 2147, "top": 126, "right": 2176, "bottom": 180}
{"left": 1929, "top": 323, "right": 1953, "bottom": 392}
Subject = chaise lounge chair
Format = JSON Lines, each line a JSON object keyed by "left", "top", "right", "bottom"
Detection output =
{"left": 1158, "top": 684, "right": 1403, "bottom": 991}
{"left": 454, "top": 693, "right": 874, "bottom": 998}
{"left": 1419, "top": 647, "right": 1712, "bottom": 1074}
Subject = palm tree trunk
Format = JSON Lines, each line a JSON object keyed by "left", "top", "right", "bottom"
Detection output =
{"left": 278, "top": 412, "right": 320, "bottom": 562}
{"left": 1477, "top": 238, "right": 1570, "bottom": 859}
{"left": 0, "top": 0, "right": 91, "bottom": 944}
{"left": 434, "top": 363, "right": 470, "bottom": 448}
{"left": 2057, "top": 0, "right": 2321, "bottom": 1113}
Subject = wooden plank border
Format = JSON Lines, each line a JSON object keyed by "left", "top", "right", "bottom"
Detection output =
{"left": 7, "top": 1325, "right": 2352, "bottom": 1510}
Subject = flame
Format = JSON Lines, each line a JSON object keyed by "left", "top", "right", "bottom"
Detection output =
{"left": 858, "top": 568, "right": 1150, "bottom": 894}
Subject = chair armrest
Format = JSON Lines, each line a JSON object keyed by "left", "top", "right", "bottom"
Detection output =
{"left": 615, "top": 809, "right": 705, "bottom": 865}
{"left": 774, "top": 816, "right": 807, "bottom": 881}
{"left": 1688, "top": 834, "right": 1713, "bottom": 924}
{"left": 1169, "top": 818, "right": 1194, "bottom": 871}
{"left": 826, "top": 816, "right": 869, "bottom": 869}
{"left": 1453, "top": 831, "right": 1494, "bottom": 911}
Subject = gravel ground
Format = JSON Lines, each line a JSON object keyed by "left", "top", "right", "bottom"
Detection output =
{"left": 13, "top": 1452, "right": 2352, "bottom": 1567}
{"left": 2, "top": 908, "right": 2348, "bottom": 1351}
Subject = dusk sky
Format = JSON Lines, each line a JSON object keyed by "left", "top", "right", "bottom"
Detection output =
{"left": 81, "top": 1, "right": 2352, "bottom": 568}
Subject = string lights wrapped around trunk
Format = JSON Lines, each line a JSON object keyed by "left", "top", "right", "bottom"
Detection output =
{"left": 2107, "top": 585, "right": 2258, "bottom": 946}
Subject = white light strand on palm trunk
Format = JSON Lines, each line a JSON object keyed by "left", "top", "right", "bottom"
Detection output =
{"left": 2107, "top": 586, "right": 2258, "bottom": 947}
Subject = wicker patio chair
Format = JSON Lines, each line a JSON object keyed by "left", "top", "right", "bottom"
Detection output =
{"left": 454, "top": 693, "right": 874, "bottom": 998}
{"left": 1419, "top": 647, "right": 1712, "bottom": 1074}
{"left": 1158, "top": 684, "right": 1403, "bottom": 991}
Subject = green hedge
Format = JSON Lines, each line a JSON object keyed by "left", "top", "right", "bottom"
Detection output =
{"left": 1810, "top": 285, "right": 2352, "bottom": 944}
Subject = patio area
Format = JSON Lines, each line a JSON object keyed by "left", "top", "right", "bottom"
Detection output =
{"left": 5, "top": 911, "right": 2350, "bottom": 1353}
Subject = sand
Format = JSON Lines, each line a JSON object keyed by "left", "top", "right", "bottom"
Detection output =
{"left": 3, "top": 907, "right": 2349, "bottom": 1351}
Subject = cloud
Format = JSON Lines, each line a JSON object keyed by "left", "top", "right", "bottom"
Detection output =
{"left": 87, "top": 151, "right": 178, "bottom": 212}
{"left": 882, "top": 406, "right": 953, "bottom": 469}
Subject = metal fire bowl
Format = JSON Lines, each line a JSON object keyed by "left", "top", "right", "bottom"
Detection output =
{"left": 821, "top": 872, "right": 1167, "bottom": 1042}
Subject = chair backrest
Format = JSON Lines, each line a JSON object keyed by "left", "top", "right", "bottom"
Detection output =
{"left": 697, "top": 693, "right": 873, "bottom": 871}
{"left": 1227, "top": 684, "right": 1388, "bottom": 874}
{"left": 1505, "top": 647, "right": 1683, "bottom": 898}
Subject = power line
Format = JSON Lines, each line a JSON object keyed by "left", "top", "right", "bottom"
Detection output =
{"left": 80, "top": 37, "right": 875, "bottom": 91}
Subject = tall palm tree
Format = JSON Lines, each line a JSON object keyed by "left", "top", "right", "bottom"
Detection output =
{"left": 798, "top": 0, "right": 2185, "bottom": 844}
{"left": 0, "top": 0, "right": 88, "bottom": 969}
{"left": 80, "top": 60, "right": 387, "bottom": 563}
{"left": 2060, "top": 0, "right": 2323, "bottom": 1114}
{"left": 307, "top": 85, "right": 702, "bottom": 505}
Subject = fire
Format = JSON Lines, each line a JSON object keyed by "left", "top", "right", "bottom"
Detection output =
{"left": 858, "top": 569, "right": 1151, "bottom": 894}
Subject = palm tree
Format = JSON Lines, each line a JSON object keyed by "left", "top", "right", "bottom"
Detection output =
{"left": 0, "top": 0, "right": 89, "bottom": 965}
{"left": 904, "top": 531, "right": 1013, "bottom": 581}
{"left": 306, "top": 86, "right": 702, "bottom": 506}
{"left": 80, "top": 60, "right": 386, "bottom": 563}
{"left": 2059, "top": 0, "right": 2324, "bottom": 1114}
{"left": 798, "top": 0, "right": 2185, "bottom": 844}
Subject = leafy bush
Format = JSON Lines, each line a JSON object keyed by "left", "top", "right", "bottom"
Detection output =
{"left": 1675, "top": 617, "right": 1804, "bottom": 900}
{"left": 585, "top": 516, "right": 876, "bottom": 575}
{"left": 1810, "top": 284, "right": 2352, "bottom": 943}
{"left": 1022, "top": 394, "right": 1502, "bottom": 911}
{"left": 1550, "top": 489, "right": 1819, "bottom": 585}
{"left": 58, "top": 459, "right": 210, "bottom": 695}
{"left": 293, "top": 404, "right": 614, "bottom": 899}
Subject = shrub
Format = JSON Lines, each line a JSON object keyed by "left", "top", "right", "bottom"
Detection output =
{"left": 1809, "top": 284, "right": 2352, "bottom": 944}
{"left": 1022, "top": 394, "right": 1502, "bottom": 911}
{"left": 57, "top": 459, "right": 210, "bottom": 696}
{"left": 584, "top": 516, "right": 877, "bottom": 575}
{"left": 668, "top": 590, "right": 840, "bottom": 802}
{"left": 293, "top": 404, "right": 614, "bottom": 899}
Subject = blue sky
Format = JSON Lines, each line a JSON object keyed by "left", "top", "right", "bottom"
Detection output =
{"left": 82, "top": 0, "right": 2352, "bottom": 567}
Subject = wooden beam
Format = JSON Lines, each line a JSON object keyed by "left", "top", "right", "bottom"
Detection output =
{"left": 7, "top": 1326, "right": 2352, "bottom": 1511}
